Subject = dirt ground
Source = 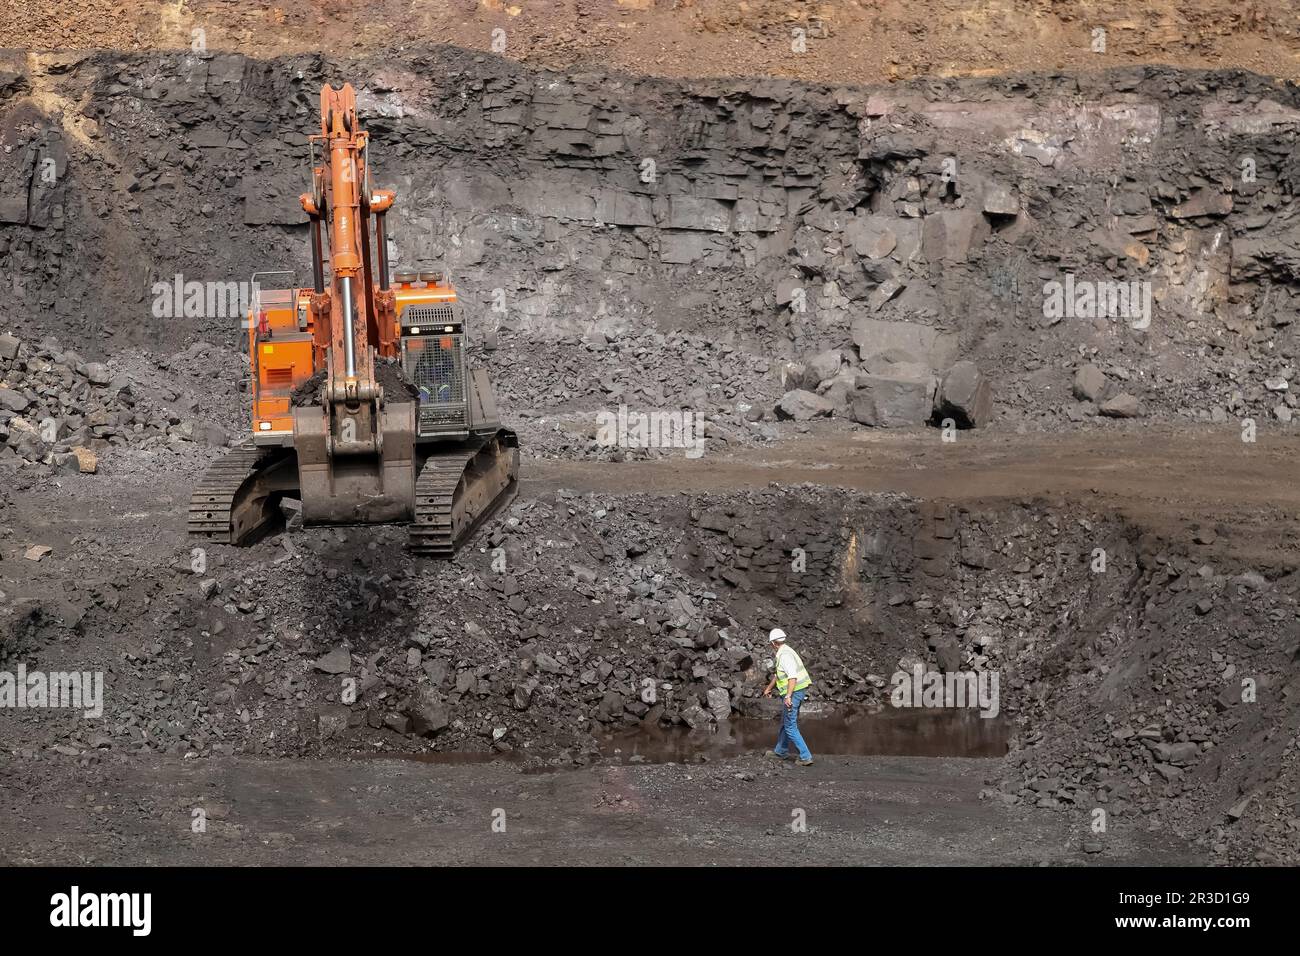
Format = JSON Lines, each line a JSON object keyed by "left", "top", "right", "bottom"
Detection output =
{"left": 0, "top": 750, "right": 1199, "bottom": 866}
{"left": 536, "top": 424, "right": 1300, "bottom": 569}
{"left": 5, "top": 0, "right": 1298, "bottom": 83}
{"left": 9, "top": 423, "right": 1298, "bottom": 617}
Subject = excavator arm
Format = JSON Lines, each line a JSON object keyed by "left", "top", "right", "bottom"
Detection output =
{"left": 293, "top": 83, "right": 414, "bottom": 523}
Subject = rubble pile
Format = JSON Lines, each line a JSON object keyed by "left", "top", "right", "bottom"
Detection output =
{"left": 775, "top": 330, "right": 995, "bottom": 429}
{"left": 0, "top": 332, "right": 239, "bottom": 478}
{"left": 484, "top": 329, "right": 784, "bottom": 459}
{"left": 0, "top": 331, "right": 240, "bottom": 480}
{"left": 685, "top": 493, "right": 1300, "bottom": 864}
{"left": 1003, "top": 545, "right": 1300, "bottom": 866}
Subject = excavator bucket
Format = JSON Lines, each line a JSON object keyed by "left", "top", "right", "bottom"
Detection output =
{"left": 291, "top": 401, "right": 417, "bottom": 524}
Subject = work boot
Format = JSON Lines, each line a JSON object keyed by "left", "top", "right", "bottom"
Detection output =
{"left": 765, "top": 750, "right": 790, "bottom": 760}
{"left": 797, "top": 757, "right": 814, "bottom": 766}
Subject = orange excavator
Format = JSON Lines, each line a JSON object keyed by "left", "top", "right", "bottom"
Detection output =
{"left": 188, "top": 83, "right": 518, "bottom": 556}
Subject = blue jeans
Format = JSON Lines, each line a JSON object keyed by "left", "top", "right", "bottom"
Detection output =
{"left": 773, "top": 687, "right": 812, "bottom": 761}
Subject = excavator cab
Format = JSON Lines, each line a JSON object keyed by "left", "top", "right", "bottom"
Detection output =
{"left": 392, "top": 269, "right": 470, "bottom": 438}
{"left": 401, "top": 310, "right": 468, "bottom": 437}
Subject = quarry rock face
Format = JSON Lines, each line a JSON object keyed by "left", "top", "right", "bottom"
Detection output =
{"left": 1, "top": 52, "right": 1295, "bottom": 433}
{"left": 850, "top": 369, "right": 937, "bottom": 427}
{"left": 775, "top": 389, "right": 836, "bottom": 421}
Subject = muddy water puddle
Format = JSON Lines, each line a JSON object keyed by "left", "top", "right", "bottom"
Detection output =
{"left": 599, "top": 707, "right": 1007, "bottom": 764}
{"left": 374, "top": 707, "right": 1006, "bottom": 770}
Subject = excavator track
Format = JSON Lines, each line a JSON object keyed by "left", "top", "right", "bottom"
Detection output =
{"left": 188, "top": 444, "right": 295, "bottom": 544}
{"left": 409, "top": 429, "right": 519, "bottom": 557}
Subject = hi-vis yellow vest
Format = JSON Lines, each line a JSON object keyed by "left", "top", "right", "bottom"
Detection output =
{"left": 775, "top": 646, "right": 812, "bottom": 695}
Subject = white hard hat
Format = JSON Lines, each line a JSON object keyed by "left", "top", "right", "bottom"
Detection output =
{"left": 768, "top": 628, "right": 787, "bottom": 643}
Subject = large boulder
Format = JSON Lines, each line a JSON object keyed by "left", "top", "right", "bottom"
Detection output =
{"left": 982, "top": 183, "right": 1021, "bottom": 217}
{"left": 406, "top": 686, "right": 450, "bottom": 736}
{"left": 869, "top": 359, "right": 931, "bottom": 381}
{"left": 313, "top": 647, "right": 351, "bottom": 674}
{"left": 680, "top": 699, "right": 712, "bottom": 729}
{"left": 776, "top": 389, "right": 836, "bottom": 421}
{"left": 935, "top": 361, "right": 993, "bottom": 428}
{"left": 850, "top": 368, "right": 937, "bottom": 427}
{"left": 12, "top": 431, "right": 42, "bottom": 461}
{"left": 861, "top": 348, "right": 923, "bottom": 374}
{"left": 513, "top": 679, "right": 538, "bottom": 711}
{"left": 819, "top": 370, "right": 861, "bottom": 417}
{"left": 52, "top": 452, "right": 80, "bottom": 475}
{"left": 1073, "top": 364, "right": 1107, "bottom": 402}
{"left": 843, "top": 215, "right": 898, "bottom": 259}
{"left": 316, "top": 705, "right": 351, "bottom": 741}
{"left": 851, "top": 317, "right": 957, "bottom": 370}
{"left": 1171, "top": 189, "right": 1232, "bottom": 219}
{"left": 706, "top": 687, "right": 732, "bottom": 722}
{"left": 0, "top": 387, "right": 29, "bottom": 413}
{"left": 83, "top": 363, "right": 112, "bottom": 386}
{"left": 1100, "top": 392, "right": 1143, "bottom": 418}
{"left": 806, "top": 348, "right": 847, "bottom": 385}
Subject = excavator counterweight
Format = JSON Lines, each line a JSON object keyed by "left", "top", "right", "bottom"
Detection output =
{"left": 188, "top": 83, "right": 519, "bottom": 554}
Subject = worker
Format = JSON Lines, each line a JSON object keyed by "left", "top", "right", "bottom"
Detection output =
{"left": 763, "top": 628, "right": 814, "bottom": 765}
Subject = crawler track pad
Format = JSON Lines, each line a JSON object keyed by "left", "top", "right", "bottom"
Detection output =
{"left": 187, "top": 445, "right": 298, "bottom": 545}
{"left": 410, "top": 430, "right": 519, "bottom": 557}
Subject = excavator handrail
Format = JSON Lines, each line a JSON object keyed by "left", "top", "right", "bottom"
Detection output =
{"left": 249, "top": 270, "right": 298, "bottom": 322}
